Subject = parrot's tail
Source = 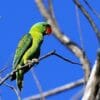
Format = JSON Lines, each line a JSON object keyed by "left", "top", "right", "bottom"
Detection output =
{"left": 11, "top": 73, "right": 16, "bottom": 81}
{"left": 16, "top": 68, "right": 24, "bottom": 91}
{"left": 17, "top": 79, "right": 23, "bottom": 91}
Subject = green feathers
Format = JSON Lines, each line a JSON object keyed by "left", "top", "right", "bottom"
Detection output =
{"left": 11, "top": 22, "right": 52, "bottom": 91}
{"left": 13, "top": 34, "right": 32, "bottom": 69}
{"left": 11, "top": 34, "right": 32, "bottom": 90}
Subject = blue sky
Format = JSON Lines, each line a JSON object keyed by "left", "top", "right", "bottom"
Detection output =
{"left": 0, "top": 0, "right": 99, "bottom": 100}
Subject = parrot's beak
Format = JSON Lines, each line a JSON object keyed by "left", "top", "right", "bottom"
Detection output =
{"left": 46, "top": 26, "right": 52, "bottom": 35}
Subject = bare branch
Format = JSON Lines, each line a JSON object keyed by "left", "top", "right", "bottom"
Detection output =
{"left": 0, "top": 50, "right": 55, "bottom": 85}
{"left": 0, "top": 77, "right": 21, "bottom": 100}
{"left": 23, "top": 78, "right": 84, "bottom": 100}
{"left": 72, "top": 88, "right": 84, "bottom": 100}
{"left": 35, "top": 0, "right": 91, "bottom": 82}
{"left": 73, "top": 0, "right": 100, "bottom": 43}
{"left": 82, "top": 49, "right": 100, "bottom": 100}
{"left": 83, "top": 0, "right": 100, "bottom": 19}
{"left": 0, "top": 50, "right": 81, "bottom": 85}
{"left": 0, "top": 66, "right": 9, "bottom": 74}
{"left": 75, "top": 5, "right": 84, "bottom": 51}
{"left": 53, "top": 52, "right": 81, "bottom": 65}
{"left": 3, "top": 83, "right": 21, "bottom": 100}
{"left": 31, "top": 69, "right": 45, "bottom": 100}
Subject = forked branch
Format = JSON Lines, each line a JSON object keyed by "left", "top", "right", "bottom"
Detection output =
{"left": 0, "top": 50, "right": 81, "bottom": 85}
{"left": 35, "top": 0, "right": 90, "bottom": 83}
{"left": 24, "top": 78, "right": 84, "bottom": 100}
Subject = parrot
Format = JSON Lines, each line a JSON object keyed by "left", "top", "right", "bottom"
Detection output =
{"left": 11, "top": 22, "right": 52, "bottom": 91}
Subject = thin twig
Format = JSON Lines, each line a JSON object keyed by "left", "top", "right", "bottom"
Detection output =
{"left": 53, "top": 53, "right": 82, "bottom": 65}
{"left": 3, "top": 83, "right": 21, "bottom": 100}
{"left": 39, "top": 50, "right": 55, "bottom": 60}
{"left": 0, "top": 50, "right": 81, "bottom": 85}
{"left": 83, "top": 0, "right": 100, "bottom": 19}
{"left": 0, "top": 66, "right": 9, "bottom": 74}
{"left": 23, "top": 78, "right": 84, "bottom": 100}
{"left": 0, "top": 50, "right": 55, "bottom": 85}
{"left": 73, "top": 0, "right": 100, "bottom": 43}
{"left": 72, "top": 88, "right": 84, "bottom": 100}
{"left": 31, "top": 69, "right": 45, "bottom": 100}
{"left": 0, "top": 77, "right": 21, "bottom": 100}
{"left": 75, "top": 5, "right": 84, "bottom": 51}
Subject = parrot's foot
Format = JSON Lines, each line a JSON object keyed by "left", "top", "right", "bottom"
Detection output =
{"left": 27, "top": 59, "right": 39, "bottom": 64}
{"left": 32, "top": 58, "right": 39, "bottom": 63}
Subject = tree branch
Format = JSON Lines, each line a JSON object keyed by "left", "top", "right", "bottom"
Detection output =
{"left": 75, "top": 5, "right": 84, "bottom": 51}
{"left": 35, "top": 0, "right": 91, "bottom": 82}
{"left": 0, "top": 50, "right": 81, "bottom": 85}
{"left": 23, "top": 78, "right": 84, "bottom": 100}
{"left": 3, "top": 83, "right": 21, "bottom": 100}
{"left": 0, "top": 50, "right": 54, "bottom": 85}
{"left": 72, "top": 88, "right": 84, "bottom": 100}
{"left": 0, "top": 77, "right": 21, "bottom": 100}
{"left": 82, "top": 49, "right": 100, "bottom": 100}
{"left": 73, "top": 0, "right": 100, "bottom": 43}
{"left": 31, "top": 69, "right": 45, "bottom": 100}
{"left": 0, "top": 66, "right": 9, "bottom": 74}
{"left": 83, "top": 0, "right": 100, "bottom": 19}
{"left": 53, "top": 53, "right": 81, "bottom": 65}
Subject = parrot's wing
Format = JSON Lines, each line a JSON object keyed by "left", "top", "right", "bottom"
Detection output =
{"left": 13, "top": 33, "right": 32, "bottom": 69}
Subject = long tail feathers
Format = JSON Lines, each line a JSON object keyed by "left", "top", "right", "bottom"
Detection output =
{"left": 16, "top": 69, "right": 23, "bottom": 91}
{"left": 11, "top": 73, "right": 16, "bottom": 81}
{"left": 17, "top": 79, "right": 23, "bottom": 91}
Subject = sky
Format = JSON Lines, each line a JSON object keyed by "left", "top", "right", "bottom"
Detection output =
{"left": 0, "top": 0, "right": 99, "bottom": 100}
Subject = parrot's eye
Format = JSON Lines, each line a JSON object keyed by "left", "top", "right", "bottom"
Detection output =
{"left": 42, "top": 24, "right": 46, "bottom": 27}
{"left": 42, "top": 24, "right": 52, "bottom": 35}
{"left": 42, "top": 24, "right": 50, "bottom": 27}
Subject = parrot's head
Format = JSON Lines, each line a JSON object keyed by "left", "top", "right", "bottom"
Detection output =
{"left": 29, "top": 22, "right": 52, "bottom": 35}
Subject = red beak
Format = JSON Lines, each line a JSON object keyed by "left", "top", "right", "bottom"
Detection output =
{"left": 46, "top": 26, "right": 52, "bottom": 35}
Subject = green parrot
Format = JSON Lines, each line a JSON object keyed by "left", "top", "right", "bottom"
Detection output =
{"left": 11, "top": 22, "right": 52, "bottom": 91}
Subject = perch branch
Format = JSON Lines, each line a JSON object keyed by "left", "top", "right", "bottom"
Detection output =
{"left": 0, "top": 50, "right": 55, "bottom": 85}
{"left": 0, "top": 50, "right": 81, "bottom": 85}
